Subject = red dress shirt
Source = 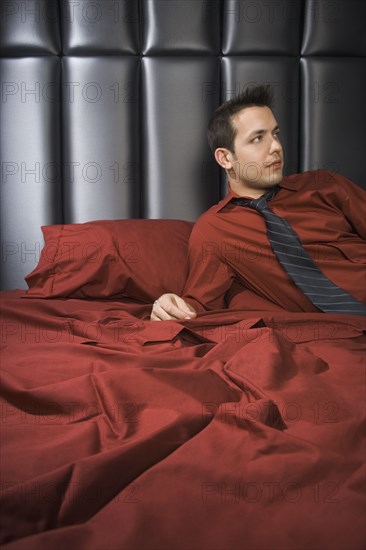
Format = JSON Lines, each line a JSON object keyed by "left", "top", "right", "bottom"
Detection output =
{"left": 182, "top": 170, "right": 366, "bottom": 313}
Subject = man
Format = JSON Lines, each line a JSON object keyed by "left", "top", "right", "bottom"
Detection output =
{"left": 151, "top": 85, "right": 366, "bottom": 321}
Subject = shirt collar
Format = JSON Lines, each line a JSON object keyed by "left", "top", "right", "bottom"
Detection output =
{"left": 214, "top": 175, "right": 299, "bottom": 213}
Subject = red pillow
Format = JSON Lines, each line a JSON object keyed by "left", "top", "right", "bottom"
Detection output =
{"left": 25, "top": 219, "right": 194, "bottom": 302}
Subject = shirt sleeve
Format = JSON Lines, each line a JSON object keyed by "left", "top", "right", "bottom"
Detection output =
{"left": 326, "top": 170, "right": 366, "bottom": 239}
{"left": 182, "top": 222, "right": 236, "bottom": 312}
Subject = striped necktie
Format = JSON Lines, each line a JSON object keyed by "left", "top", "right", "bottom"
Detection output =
{"left": 232, "top": 186, "right": 366, "bottom": 316}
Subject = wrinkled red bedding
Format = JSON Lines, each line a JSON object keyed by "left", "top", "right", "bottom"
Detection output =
{"left": 1, "top": 290, "right": 365, "bottom": 549}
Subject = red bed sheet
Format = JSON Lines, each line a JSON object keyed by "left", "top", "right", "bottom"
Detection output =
{"left": 1, "top": 290, "right": 365, "bottom": 549}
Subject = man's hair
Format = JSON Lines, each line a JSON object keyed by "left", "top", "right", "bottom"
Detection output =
{"left": 207, "top": 85, "right": 274, "bottom": 153}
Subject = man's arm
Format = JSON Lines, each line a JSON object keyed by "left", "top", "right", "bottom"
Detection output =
{"left": 150, "top": 222, "right": 236, "bottom": 321}
{"left": 327, "top": 171, "right": 366, "bottom": 238}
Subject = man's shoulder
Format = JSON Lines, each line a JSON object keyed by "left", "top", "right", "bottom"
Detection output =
{"left": 283, "top": 170, "right": 366, "bottom": 197}
{"left": 189, "top": 197, "right": 228, "bottom": 241}
{"left": 195, "top": 195, "right": 228, "bottom": 223}
{"left": 281, "top": 169, "right": 344, "bottom": 191}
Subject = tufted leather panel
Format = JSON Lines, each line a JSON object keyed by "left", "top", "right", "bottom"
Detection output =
{"left": 302, "top": 0, "right": 366, "bottom": 56}
{"left": 62, "top": 56, "right": 140, "bottom": 222}
{"left": 0, "top": 55, "right": 62, "bottom": 290}
{"left": 60, "top": 0, "right": 140, "bottom": 55}
{"left": 142, "top": 0, "right": 221, "bottom": 55}
{"left": 300, "top": 57, "right": 366, "bottom": 181}
{"left": 142, "top": 56, "right": 220, "bottom": 219}
{"left": 0, "top": 0, "right": 61, "bottom": 55}
{"left": 222, "top": 0, "right": 302, "bottom": 55}
{"left": 0, "top": 0, "right": 365, "bottom": 289}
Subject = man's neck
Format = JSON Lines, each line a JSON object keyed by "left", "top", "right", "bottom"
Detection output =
{"left": 228, "top": 179, "right": 279, "bottom": 200}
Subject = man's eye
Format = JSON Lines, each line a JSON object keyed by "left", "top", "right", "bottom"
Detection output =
{"left": 252, "top": 136, "right": 262, "bottom": 143}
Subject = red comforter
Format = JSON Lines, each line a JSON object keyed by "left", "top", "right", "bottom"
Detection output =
{"left": 1, "top": 290, "right": 365, "bottom": 549}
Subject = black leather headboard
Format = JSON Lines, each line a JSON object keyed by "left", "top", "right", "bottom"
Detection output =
{"left": 1, "top": 0, "right": 365, "bottom": 290}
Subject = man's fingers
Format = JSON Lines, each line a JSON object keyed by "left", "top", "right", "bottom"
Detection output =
{"left": 152, "top": 302, "right": 180, "bottom": 321}
{"left": 151, "top": 298, "right": 182, "bottom": 321}
{"left": 162, "top": 297, "right": 197, "bottom": 319}
{"left": 150, "top": 294, "right": 197, "bottom": 321}
{"left": 174, "top": 296, "right": 197, "bottom": 317}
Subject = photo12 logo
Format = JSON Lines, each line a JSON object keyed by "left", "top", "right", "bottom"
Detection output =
{"left": 1, "top": 81, "right": 137, "bottom": 104}
{"left": 1, "top": 1, "right": 138, "bottom": 25}
{"left": 201, "top": 480, "right": 340, "bottom": 504}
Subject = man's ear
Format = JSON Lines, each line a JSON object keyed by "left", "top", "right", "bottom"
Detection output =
{"left": 214, "top": 148, "right": 234, "bottom": 170}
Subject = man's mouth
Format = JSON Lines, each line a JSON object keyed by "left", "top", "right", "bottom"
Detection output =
{"left": 267, "top": 160, "right": 282, "bottom": 169}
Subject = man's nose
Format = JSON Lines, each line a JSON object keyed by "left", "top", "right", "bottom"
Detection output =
{"left": 269, "top": 136, "right": 282, "bottom": 153}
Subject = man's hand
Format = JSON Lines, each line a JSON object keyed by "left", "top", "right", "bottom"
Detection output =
{"left": 150, "top": 293, "right": 197, "bottom": 321}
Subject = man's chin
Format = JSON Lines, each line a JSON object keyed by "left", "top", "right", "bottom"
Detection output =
{"left": 267, "top": 170, "right": 283, "bottom": 185}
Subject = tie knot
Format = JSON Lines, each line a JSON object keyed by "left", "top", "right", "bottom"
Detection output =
{"left": 251, "top": 185, "right": 279, "bottom": 211}
{"left": 231, "top": 185, "right": 279, "bottom": 211}
{"left": 249, "top": 196, "right": 268, "bottom": 212}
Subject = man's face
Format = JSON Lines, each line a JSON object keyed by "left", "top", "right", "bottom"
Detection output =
{"left": 216, "top": 106, "right": 284, "bottom": 198}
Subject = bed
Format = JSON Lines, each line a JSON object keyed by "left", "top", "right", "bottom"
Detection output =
{"left": 1, "top": 218, "right": 365, "bottom": 549}
{"left": 1, "top": 1, "right": 366, "bottom": 548}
